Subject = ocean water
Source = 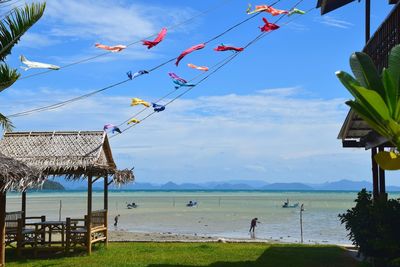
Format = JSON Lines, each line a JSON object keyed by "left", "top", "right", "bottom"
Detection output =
{"left": 6, "top": 191, "right": 398, "bottom": 245}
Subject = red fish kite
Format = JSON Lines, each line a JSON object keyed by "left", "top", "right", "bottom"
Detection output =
{"left": 142, "top": 28, "right": 167, "bottom": 49}
{"left": 95, "top": 43, "right": 127, "bottom": 52}
{"left": 175, "top": 43, "right": 206, "bottom": 66}
{"left": 260, "top": 18, "right": 280, "bottom": 32}
{"left": 214, "top": 44, "right": 244, "bottom": 52}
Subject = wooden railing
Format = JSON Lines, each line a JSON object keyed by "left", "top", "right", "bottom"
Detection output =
{"left": 363, "top": 2, "right": 400, "bottom": 72}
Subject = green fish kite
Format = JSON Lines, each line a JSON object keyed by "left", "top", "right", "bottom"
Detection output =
{"left": 288, "top": 8, "right": 306, "bottom": 16}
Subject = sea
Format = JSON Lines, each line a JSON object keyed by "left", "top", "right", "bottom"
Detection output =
{"left": 6, "top": 190, "right": 399, "bottom": 245}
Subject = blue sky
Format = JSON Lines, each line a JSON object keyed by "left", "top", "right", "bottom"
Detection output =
{"left": 0, "top": 0, "right": 398, "bottom": 185}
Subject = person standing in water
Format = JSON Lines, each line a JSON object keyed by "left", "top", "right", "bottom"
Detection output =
{"left": 249, "top": 218, "right": 260, "bottom": 233}
{"left": 114, "top": 214, "right": 120, "bottom": 227}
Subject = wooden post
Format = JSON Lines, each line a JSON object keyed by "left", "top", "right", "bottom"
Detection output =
{"left": 371, "top": 148, "right": 379, "bottom": 199}
{"left": 21, "top": 191, "right": 26, "bottom": 227}
{"left": 87, "top": 174, "right": 92, "bottom": 255}
{"left": 104, "top": 175, "right": 108, "bottom": 210}
{"left": 0, "top": 190, "right": 6, "bottom": 267}
{"left": 300, "top": 204, "right": 304, "bottom": 244}
{"left": 104, "top": 175, "right": 108, "bottom": 248}
{"left": 59, "top": 200, "right": 62, "bottom": 221}
{"left": 365, "top": 0, "right": 371, "bottom": 44}
{"left": 378, "top": 146, "right": 387, "bottom": 200}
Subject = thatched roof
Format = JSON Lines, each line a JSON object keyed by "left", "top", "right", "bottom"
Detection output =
{"left": 0, "top": 131, "right": 124, "bottom": 179}
{"left": 0, "top": 153, "right": 43, "bottom": 192}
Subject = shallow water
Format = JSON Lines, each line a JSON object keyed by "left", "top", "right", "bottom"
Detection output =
{"left": 6, "top": 191, "right": 398, "bottom": 245}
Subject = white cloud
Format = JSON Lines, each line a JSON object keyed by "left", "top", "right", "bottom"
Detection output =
{"left": 44, "top": 0, "right": 197, "bottom": 43}
{"left": 1, "top": 87, "right": 371, "bottom": 184}
{"left": 315, "top": 16, "right": 353, "bottom": 29}
{"left": 18, "top": 32, "right": 59, "bottom": 48}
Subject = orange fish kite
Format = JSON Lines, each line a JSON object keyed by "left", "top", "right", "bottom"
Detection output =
{"left": 95, "top": 43, "right": 127, "bottom": 52}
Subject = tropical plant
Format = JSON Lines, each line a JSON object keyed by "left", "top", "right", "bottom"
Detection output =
{"left": 336, "top": 44, "right": 400, "bottom": 151}
{"left": 0, "top": 2, "right": 46, "bottom": 131}
{"left": 339, "top": 189, "right": 400, "bottom": 267}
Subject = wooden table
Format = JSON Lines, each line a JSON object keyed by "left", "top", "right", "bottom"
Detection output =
{"left": 33, "top": 221, "right": 66, "bottom": 254}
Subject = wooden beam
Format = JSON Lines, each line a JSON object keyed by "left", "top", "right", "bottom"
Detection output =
{"left": 378, "top": 146, "right": 387, "bottom": 198}
{"left": 371, "top": 148, "right": 379, "bottom": 200}
{"left": 22, "top": 191, "right": 26, "bottom": 227}
{"left": 104, "top": 175, "right": 108, "bottom": 210}
{"left": 365, "top": 0, "right": 371, "bottom": 43}
{"left": 87, "top": 174, "right": 92, "bottom": 255}
{"left": 0, "top": 190, "right": 6, "bottom": 267}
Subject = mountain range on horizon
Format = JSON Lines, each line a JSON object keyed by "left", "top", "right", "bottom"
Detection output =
{"left": 58, "top": 179, "right": 400, "bottom": 192}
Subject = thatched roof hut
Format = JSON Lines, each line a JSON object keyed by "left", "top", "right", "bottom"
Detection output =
{"left": 0, "top": 152, "right": 43, "bottom": 192}
{"left": 0, "top": 131, "right": 134, "bottom": 183}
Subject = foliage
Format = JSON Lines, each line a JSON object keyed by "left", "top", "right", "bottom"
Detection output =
{"left": 0, "top": 2, "right": 46, "bottom": 131}
{"left": 5, "top": 243, "right": 361, "bottom": 267}
{"left": 336, "top": 45, "right": 400, "bottom": 150}
{"left": 339, "top": 189, "right": 400, "bottom": 265}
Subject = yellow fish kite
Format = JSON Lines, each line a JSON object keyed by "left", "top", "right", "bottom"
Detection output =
{"left": 127, "top": 118, "right": 140, "bottom": 125}
{"left": 131, "top": 98, "right": 150, "bottom": 107}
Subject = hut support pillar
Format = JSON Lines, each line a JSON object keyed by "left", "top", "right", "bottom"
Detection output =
{"left": 87, "top": 174, "right": 92, "bottom": 255}
{"left": 103, "top": 175, "right": 108, "bottom": 248}
{"left": 21, "top": 191, "right": 26, "bottom": 226}
{"left": 0, "top": 190, "right": 6, "bottom": 267}
{"left": 371, "top": 147, "right": 379, "bottom": 200}
{"left": 378, "top": 146, "right": 387, "bottom": 200}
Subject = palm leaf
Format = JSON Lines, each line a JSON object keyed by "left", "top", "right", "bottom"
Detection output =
{"left": 0, "top": 2, "right": 46, "bottom": 60}
{"left": 387, "top": 44, "right": 400, "bottom": 95}
{"left": 0, "top": 63, "right": 19, "bottom": 92}
{"left": 350, "top": 52, "right": 386, "bottom": 101}
{"left": 0, "top": 112, "right": 13, "bottom": 132}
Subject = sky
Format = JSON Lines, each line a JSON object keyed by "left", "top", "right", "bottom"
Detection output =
{"left": 0, "top": 0, "right": 398, "bottom": 185}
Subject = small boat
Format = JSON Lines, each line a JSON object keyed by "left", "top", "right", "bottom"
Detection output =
{"left": 127, "top": 202, "right": 138, "bottom": 209}
{"left": 282, "top": 199, "right": 299, "bottom": 208}
{"left": 186, "top": 200, "right": 197, "bottom": 207}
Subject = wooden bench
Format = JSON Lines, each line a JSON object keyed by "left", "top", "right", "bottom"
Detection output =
{"left": 66, "top": 209, "right": 108, "bottom": 254}
{"left": 5, "top": 211, "right": 45, "bottom": 255}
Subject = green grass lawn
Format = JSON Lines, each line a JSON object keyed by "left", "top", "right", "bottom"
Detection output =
{"left": 5, "top": 242, "right": 363, "bottom": 267}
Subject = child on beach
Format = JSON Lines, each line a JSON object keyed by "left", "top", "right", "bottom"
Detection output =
{"left": 114, "top": 214, "right": 120, "bottom": 227}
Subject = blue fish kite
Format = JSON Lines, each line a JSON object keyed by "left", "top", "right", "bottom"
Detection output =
{"left": 168, "top": 72, "right": 195, "bottom": 89}
{"left": 103, "top": 124, "right": 122, "bottom": 134}
{"left": 127, "top": 70, "right": 149, "bottom": 80}
{"left": 152, "top": 103, "right": 165, "bottom": 112}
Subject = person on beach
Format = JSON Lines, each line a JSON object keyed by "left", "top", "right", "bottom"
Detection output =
{"left": 249, "top": 217, "right": 260, "bottom": 233}
{"left": 114, "top": 214, "right": 120, "bottom": 227}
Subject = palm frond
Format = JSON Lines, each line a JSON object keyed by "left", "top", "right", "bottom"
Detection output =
{"left": 0, "top": 2, "right": 45, "bottom": 60}
{"left": 0, "top": 63, "right": 19, "bottom": 92}
{"left": 0, "top": 112, "right": 13, "bottom": 132}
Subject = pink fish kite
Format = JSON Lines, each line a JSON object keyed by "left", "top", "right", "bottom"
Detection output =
{"left": 247, "top": 4, "right": 288, "bottom": 16}
{"left": 95, "top": 43, "right": 127, "bottom": 52}
{"left": 175, "top": 43, "right": 206, "bottom": 66}
{"left": 187, "top": 63, "right": 209, "bottom": 72}
{"left": 214, "top": 45, "right": 244, "bottom": 52}
{"left": 260, "top": 18, "right": 280, "bottom": 32}
{"left": 168, "top": 72, "right": 187, "bottom": 83}
{"left": 142, "top": 28, "right": 167, "bottom": 49}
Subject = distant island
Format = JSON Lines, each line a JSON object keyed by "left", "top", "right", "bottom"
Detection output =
{"left": 58, "top": 178, "right": 400, "bottom": 192}
{"left": 40, "top": 180, "right": 65, "bottom": 191}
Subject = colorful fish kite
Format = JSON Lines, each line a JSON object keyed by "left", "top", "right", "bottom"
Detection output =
{"left": 20, "top": 55, "right": 60, "bottom": 71}
{"left": 247, "top": 4, "right": 288, "bottom": 16}
{"left": 127, "top": 118, "right": 140, "bottom": 125}
{"left": 168, "top": 72, "right": 195, "bottom": 89}
{"left": 95, "top": 43, "right": 127, "bottom": 52}
{"left": 260, "top": 18, "right": 280, "bottom": 32}
{"left": 127, "top": 70, "right": 149, "bottom": 80}
{"left": 131, "top": 98, "right": 151, "bottom": 107}
{"left": 175, "top": 43, "right": 206, "bottom": 66}
{"left": 142, "top": 28, "right": 167, "bottom": 49}
{"left": 214, "top": 44, "right": 244, "bottom": 52}
{"left": 187, "top": 63, "right": 209, "bottom": 72}
{"left": 103, "top": 124, "right": 122, "bottom": 134}
{"left": 152, "top": 103, "right": 165, "bottom": 112}
{"left": 288, "top": 8, "right": 306, "bottom": 16}
{"left": 168, "top": 72, "right": 187, "bottom": 83}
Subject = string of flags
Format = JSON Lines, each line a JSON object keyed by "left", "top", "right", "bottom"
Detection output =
{"left": 14, "top": 2, "right": 308, "bottom": 135}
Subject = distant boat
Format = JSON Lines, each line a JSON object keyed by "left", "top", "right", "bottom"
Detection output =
{"left": 282, "top": 199, "right": 299, "bottom": 208}
{"left": 186, "top": 200, "right": 198, "bottom": 207}
{"left": 127, "top": 202, "right": 138, "bottom": 209}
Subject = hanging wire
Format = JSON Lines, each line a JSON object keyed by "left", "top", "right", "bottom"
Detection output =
{"left": 111, "top": 1, "right": 313, "bottom": 138}
{"left": 7, "top": 1, "right": 280, "bottom": 118}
